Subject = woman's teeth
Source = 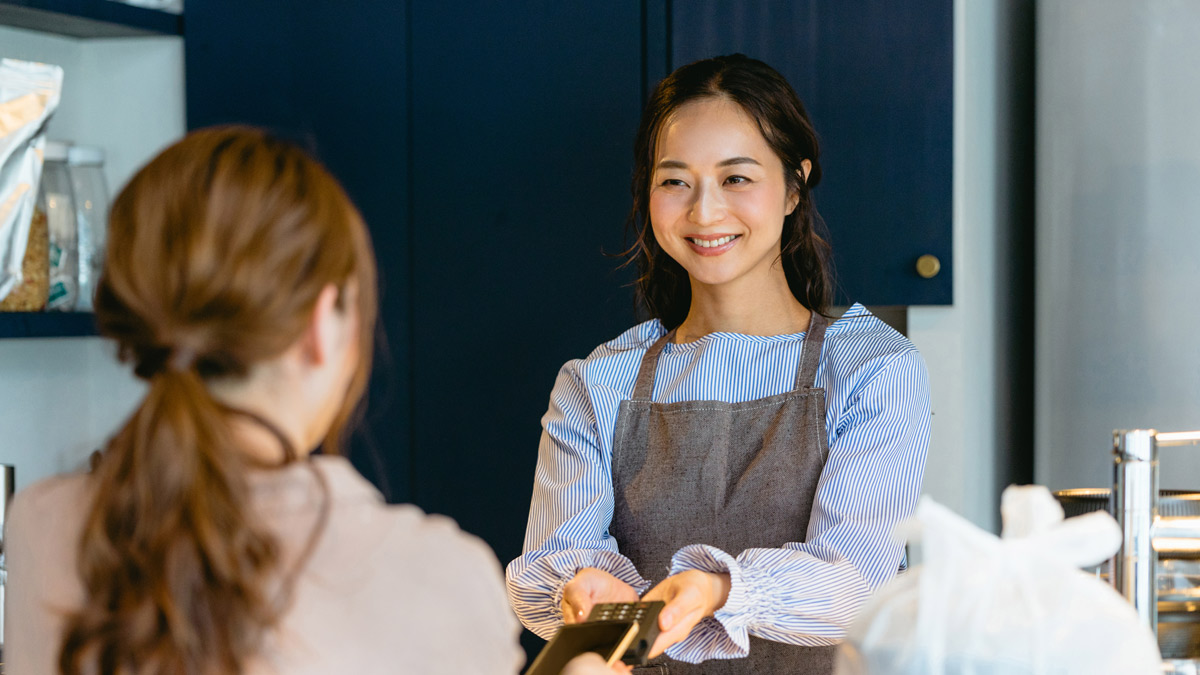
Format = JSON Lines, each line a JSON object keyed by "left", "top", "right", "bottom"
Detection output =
{"left": 689, "top": 235, "right": 738, "bottom": 248}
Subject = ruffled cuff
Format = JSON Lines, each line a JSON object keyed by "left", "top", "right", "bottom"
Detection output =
{"left": 663, "top": 544, "right": 755, "bottom": 661}
{"left": 509, "top": 548, "right": 652, "bottom": 639}
{"left": 546, "top": 549, "right": 653, "bottom": 620}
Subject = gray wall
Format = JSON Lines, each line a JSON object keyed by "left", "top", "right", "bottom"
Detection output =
{"left": 1036, "top": 0, "right": 1200, "bottom": 491}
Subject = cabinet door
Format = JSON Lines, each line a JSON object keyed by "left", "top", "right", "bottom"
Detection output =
{"left": 670, "top": 0, "right": 954, "bottom": 305}
{"left": 407, "top": 1, "right": 641, "bottom": 561}
{"left": 185, "top": 1, "right": 414, "bottom": 501}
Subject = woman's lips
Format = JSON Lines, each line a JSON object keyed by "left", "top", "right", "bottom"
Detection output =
{"left": 686, "top": 234, "right": 741, "bottom": 256}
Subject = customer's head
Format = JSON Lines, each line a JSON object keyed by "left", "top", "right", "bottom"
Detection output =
{"left": 61, "top": 126, "right": 377, "bottom": 674}
{"left": 625, "top": 53, "right": 832, "bottom": 328}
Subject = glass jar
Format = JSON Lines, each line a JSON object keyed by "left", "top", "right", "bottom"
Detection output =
{"left": 67, "top": 146, "right": 109, "bottom": 312}
{"left": 41, "top": 141, "right": 77, "bottom": 311}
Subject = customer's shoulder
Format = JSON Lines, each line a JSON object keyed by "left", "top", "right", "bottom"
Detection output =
{"left": 7, "top": 472, "right": 93, "bottom": 559}
{"left": 309, "top": 457, "right": 492, "bottom": 561}
{"left": 10, "top": 472, "right": 92, "bottom": 526}
{"left": 356, "top": 505, "right": 504, "bottom": 594}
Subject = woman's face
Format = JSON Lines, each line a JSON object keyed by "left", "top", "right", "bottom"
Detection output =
{"left": 649, "top": 97, "right": 799, "bottom": 290}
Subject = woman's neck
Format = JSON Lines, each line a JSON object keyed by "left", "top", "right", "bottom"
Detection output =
{"left": 674, "top": 268, "right": 812, "bottom": 343}
{"left": 208, "top": 374, "right": 316, "bottom": 464}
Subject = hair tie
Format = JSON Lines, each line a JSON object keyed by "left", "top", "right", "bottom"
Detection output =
{"left": 168, "top": 344, "right": 197, "bottom": 373}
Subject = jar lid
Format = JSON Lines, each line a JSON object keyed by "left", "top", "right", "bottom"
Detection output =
{"left": 44, "top": 140, "right": 71, "bottom": 162}
{"left": 67, "top": 145, "right": 105, "bottom": 166}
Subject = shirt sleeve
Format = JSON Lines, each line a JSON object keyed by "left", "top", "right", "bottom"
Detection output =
{"left": 505, "top": 360, "right": 651, "bottom": 639}
{"left": 664, "top": 349, "right": 931, "bottom": 663}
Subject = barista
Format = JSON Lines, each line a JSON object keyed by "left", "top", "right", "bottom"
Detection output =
{"left": 507, "top": 55, "right": 930, "bottom": 674}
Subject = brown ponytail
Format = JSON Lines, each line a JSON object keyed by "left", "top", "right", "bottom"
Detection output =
{"left": 61, "top": 127, "right": 377, "bottom": 674}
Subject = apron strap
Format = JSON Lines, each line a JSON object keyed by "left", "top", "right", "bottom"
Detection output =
{"left": 633, "top": 311, "right": 830, "bottom": 401}
{"left": 631, "top": 329, "right": 675, "bottom": 401}
{"left": 795, "top": 311, "right": 830, "bottom": 389}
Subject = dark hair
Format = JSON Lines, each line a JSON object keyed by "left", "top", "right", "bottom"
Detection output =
{"left": 61, "top": 126, "right": 378, "bottom": 675}
{"left": 624, "top": 53, "right": 834, "bottom": 329}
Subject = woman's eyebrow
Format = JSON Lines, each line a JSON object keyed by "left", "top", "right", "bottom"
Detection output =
{"left": 717, "top": 156, "right": 761, "bottom": 167}
{"left": 656, "top": 156, "right": 762, "bottom": 170}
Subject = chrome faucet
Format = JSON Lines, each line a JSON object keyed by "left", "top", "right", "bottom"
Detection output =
{"left": 1111, "top": 430, "right": 1200, "bottom": 637}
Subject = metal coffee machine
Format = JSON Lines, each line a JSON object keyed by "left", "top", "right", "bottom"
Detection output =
{"left": 1110, "top": 429, "right": 1200, "bottom": 672}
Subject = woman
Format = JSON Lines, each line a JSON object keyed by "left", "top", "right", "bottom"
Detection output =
{"left": 4, "top": 128, "right": 616, "bottom": 675}
{"left": 506, "top": 55, "right": 930, "bottom": 674}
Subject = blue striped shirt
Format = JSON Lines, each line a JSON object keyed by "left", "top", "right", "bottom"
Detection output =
{"left": 505, "top": 304, "right": 930, "bottom": 663}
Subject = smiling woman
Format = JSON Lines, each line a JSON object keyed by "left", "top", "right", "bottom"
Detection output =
{"left": 506, "top": 54, "right": 931, "bottom": 675}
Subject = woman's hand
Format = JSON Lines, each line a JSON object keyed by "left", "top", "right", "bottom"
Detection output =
{"left": 562, "top": 567, "right": 640, "bottom": 625}
{"left": 642, "top": 570, "right": 731, "bottom": 657}
{"left": 562, "top": 652, "right": 633, "bottom": 674}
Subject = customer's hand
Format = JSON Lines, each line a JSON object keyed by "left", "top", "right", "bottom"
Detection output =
{"left": 562, "top": 567, "right": 639, "bottom": 624}
{"left": 562, "top": 652, "right": 633, "bottom": 674}
{"left": 642, "top": 570, "right": 731, "bottom": 657}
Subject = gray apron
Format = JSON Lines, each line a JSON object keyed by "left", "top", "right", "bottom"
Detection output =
{"left": 609, "top": 312, "right": 835, "bottom": 674}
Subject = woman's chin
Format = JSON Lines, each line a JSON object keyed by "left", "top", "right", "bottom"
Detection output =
{"left": 683, "top": 267, "right": 745, "bottom": 289}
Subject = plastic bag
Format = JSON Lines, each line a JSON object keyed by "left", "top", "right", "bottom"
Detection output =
{"left": 0, "top": 58, "right": 64, "bottom": 306}
{"left": 836, "top": 485, "right": 1162, "bottom": 675}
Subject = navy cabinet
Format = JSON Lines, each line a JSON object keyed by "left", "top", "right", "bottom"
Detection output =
{"left": 668, "top": 0, "right": 954, "bottom": 305}
{"left": 186, "top": 1, "right": 415, "bottom": 503}
{"left": 407, "top": 2, "right": 642, "bottom": 561}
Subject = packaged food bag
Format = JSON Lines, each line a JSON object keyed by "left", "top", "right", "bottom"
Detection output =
{"left": 836, "top": 485, "right": 1162, "bottom": 675}
{"left": 0, "top": 58, "right": 64, "bottom": 309}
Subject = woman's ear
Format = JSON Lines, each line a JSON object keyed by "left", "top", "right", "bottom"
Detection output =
{"left": 785, "top": 160, "right": 814, "bottom": 216}
{"left": 300, "top": 284, "right": 343, "bottom": 367}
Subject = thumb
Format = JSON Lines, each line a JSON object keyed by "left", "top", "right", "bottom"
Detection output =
{"left": 562, "top": 585, "right": 592, "bottom": 624}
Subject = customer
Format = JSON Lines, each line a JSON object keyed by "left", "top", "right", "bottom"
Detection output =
{"left": 4, "top": 127, "right": 619, "bottom": 675}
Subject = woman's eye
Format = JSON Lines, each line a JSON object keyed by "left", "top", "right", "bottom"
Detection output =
{"left": 660, "top": 178, "right": 689, "bottom": 188}
{"left": 725, "top": 175, "right": 751, "bottom": 185}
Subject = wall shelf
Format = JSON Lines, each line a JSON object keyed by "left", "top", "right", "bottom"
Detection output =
{"left": 0, "top": 312, "right": 98, "bottom": 338}
{"left": 0, "top": 0, "right": 182, "bottom": 38}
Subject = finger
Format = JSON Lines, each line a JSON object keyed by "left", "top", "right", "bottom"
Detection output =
{"left": 562, "top": 587, "right": 594, "bottom": 624}
{"left": 657, "top": 585, "right": 703, "bottom": 630}
{"left": 647, "top": 604, "right": 706, "bottom": 658}
{"left": 562, "top": 652, "right": 609, "bottom": 675}
{"left": 561, "top": 599, "right": 590, "bottom": 624}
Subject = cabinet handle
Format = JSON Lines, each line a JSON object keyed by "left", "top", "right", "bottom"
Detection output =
{"left": 916, "top": 254, "right": 941, "bottom": 279}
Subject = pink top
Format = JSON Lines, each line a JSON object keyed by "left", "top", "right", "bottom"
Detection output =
{"left": 5, "top": 455, "right": 525, "bottom": 674}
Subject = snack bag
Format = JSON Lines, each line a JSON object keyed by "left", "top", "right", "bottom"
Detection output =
{"left": 837, "top": 486, "right": 1162, "bottom": 675}
{"left": 0, "top": 58, "right": 64, "bottom": 308}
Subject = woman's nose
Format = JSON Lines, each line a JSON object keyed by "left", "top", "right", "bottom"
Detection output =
{"left": 688, "top": 183, "right": 725, "bottom": 225}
